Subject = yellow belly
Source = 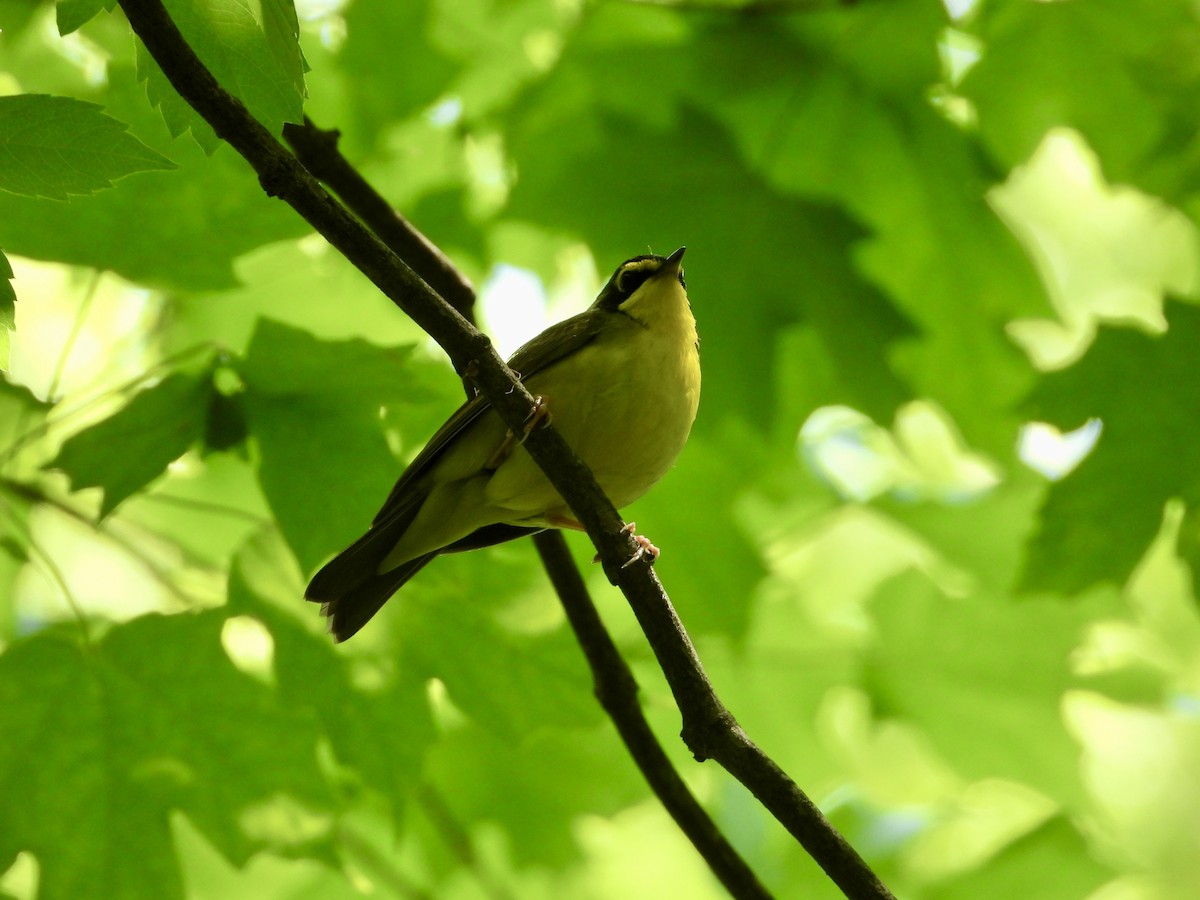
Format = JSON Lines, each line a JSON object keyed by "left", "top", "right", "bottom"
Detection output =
{"left": 486, "top": 316, "right": 701, "bottom": 520}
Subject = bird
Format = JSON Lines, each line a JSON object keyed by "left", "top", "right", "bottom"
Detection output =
{"left": 306, "top": 247, "right": 700, "bottom": 641}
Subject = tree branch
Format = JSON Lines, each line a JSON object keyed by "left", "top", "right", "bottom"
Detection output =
{"left": 116, "top": 2, "right": 893, "bottom": 896}
{"left": 282, "top": 119, "right": 477, "bottom": 323}
{"left": 534, "top": 531, "right": 773, "bottom": 899}
{"left": 280, "top": 115, "right": 771, "bottom": 899}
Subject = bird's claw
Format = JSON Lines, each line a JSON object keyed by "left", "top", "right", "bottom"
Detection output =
{"left": 519, "top": 395, "right": 552, "bottom": 444}
{"left": 590, "top": 522, "right": 659, "bottom": 568}
{"left": 485, "top": 397, "right": 553, "bottom": 469}
{"left": 621, "top": 527, "right": 659, "bottom": 569}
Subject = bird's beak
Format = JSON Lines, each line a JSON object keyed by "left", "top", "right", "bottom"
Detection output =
{"left": 662, "top": 246, "right": 686, "bottom": 277}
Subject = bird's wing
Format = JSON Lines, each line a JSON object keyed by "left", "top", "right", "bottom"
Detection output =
{"left": 368, "top": 308, "right": 610, "bottom": 527}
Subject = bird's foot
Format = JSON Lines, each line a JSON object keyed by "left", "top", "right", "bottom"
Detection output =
{"left": 519, "top": 395, "right": 552, "bottom": 444}
{"left": 620, "top": 522, "right": 660, "bottom": 568}
{"left": 485, "top": 398, "right": 553, "bottom": 469}
{"left": 484, "top": 431, "right": 515, "bottom": 470}
{"left": 590, "top": 522, "right": 660, "bottom": 568}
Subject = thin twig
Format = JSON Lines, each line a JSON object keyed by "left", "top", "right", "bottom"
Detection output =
{"left": 116, "top": 3, "right": 893, "bottom": 896}
{"left": 0, "top": 478, "right": 214, "bottom": 607}
{"left": 0, "top": 340, "right": 216, "bottom": 467}
{"left": 416, "top": 785, "right": 517, "bottom": 900}
{"left": 0, "top": 492, "right": 93, "bottom": 644}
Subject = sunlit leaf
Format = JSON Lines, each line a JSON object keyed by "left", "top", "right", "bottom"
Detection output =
{"left": 0, "top": 95, "right": 175, "bottom": 200}
{"left": 865, "top": 571, "right": 1122, "bottom": 808}
{"left": 0, "top": 613, "right": 327, "bottom": 900}
{"left": 135, "top": 0, "right": 306, "bottom": 152}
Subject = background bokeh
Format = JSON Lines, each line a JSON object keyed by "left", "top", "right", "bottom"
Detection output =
{"left": 2, "top": 0, "right": 1200, "bottom": 897}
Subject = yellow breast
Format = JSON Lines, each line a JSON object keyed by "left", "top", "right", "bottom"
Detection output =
{"left": 486, "top": 275, "right": 700, "bottom": 520}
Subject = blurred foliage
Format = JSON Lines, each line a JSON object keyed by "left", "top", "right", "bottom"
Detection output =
{"left": 2, "top": 0, "right": 1200, "bottom": 898}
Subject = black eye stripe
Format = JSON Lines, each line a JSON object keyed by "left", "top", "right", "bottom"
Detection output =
{"left": 616, "top": 268, "right": 652, "bottom": 294}
{"left": 593, "top": 253, "right": 681, "bottom": 312}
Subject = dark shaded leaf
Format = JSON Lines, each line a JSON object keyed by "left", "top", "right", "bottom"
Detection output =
{"left": 48, "top": 367, "right": 216, "bottom": 516}
{"left": 238, "top": 319, "right": 453, "bottom": 573}
{"left": 1024, "top": 303, "right": 1200, "bottom": 592}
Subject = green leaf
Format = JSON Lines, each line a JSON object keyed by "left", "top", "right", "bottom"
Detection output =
{"left": 881, "top": 470, "right": 1047, "bottom": 593}
{"left": 691, "top": 35, "right": 1042, "bottom": 451}
{"left": 164, "top": 239, "right": 433, "bottom": 356}
{"left": 963, "top": 0, "right": 1189, "bottom": 181}
{"left": 927, "top": 816, "right": 1113, "bottom": 900}
{"left": 424, "top": 721, "right": 645, "bottom": 868}
{"left": 238, "top": 319, "right": 453, "bottom": 573}
{"left": 0, "top": 613, "right": 327, "bottom": 900}
{"left": 632, "top": 427, "right": 768, "bottom": 638}
{"left": 276, "top": 624, "right": 434, "bottom": 813}
{"left": 0, "top": 248, "right": 13, "bottom": 322}
{"left": 0, "top": 68, "right": 310, "bottom": 290}
{"left": 1024, "top": 303, "right": 1200, "bottom": 592}
{"left": 0, "top": 250, "right": 13, "bottom": 368}
{"left": 47, "top": 367, "right": 216, "bottom": 516}
{"left": 135, "top": 38, "right": 221, "bottom": 154}
{"left": 227, "top": 532, "right": 435, "bottom": 817}
{"left": 0, "top": 95, "right": 175, "bottom": 200}
{"left": 507, "top": 105, "right": 915, "bottom": 430}
{"left": 135, "top": 0, "right": 306, "bottom": 152}
{"left": 55, "top": 0, "right": 114, "bottom": 35}
{"left": 393, "top": 550, "right": 602, "bottom": 741}
{"left": 0, "top": 633, "right": 182, "bottom": 900}
{"left": 335, "top": 0, "right": 459, "bottom": 146}
{"left": 865, "top": 571, "right": 1121, "bottom": 808}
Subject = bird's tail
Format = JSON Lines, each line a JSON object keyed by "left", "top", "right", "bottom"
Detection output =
{"left": 306, "top": 502, "right": 427, "bottom": 642}
{"left": 311, "top": 552, "right": 438, "bottom": 642}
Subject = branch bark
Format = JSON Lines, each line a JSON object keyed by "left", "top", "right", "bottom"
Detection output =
{"left": 116, "top": 3, "right": 894, "bottom": 897}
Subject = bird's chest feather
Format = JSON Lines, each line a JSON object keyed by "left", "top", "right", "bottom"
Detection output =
{"left": 487, "top": 312, "right": 700, "bottom": 515}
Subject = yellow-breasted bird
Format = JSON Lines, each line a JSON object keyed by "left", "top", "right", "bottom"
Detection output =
{"left": 306, "top": 247, "right": 700, "bottom": 641}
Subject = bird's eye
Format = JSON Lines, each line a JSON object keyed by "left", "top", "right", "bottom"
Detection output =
{"left": 616, "top": 267, "right": 651, "bottom": 295}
